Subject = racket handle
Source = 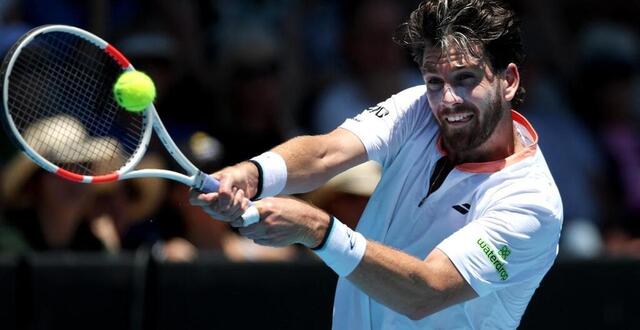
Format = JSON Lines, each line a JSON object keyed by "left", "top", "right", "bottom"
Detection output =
{"left": 201, "top": 175, "right": 221, "bottom": 193}
{"left": 200, "top": 175, "right": 261, "bottom": 226}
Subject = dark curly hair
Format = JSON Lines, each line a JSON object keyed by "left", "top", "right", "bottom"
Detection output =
{"left": 394, "top": 0, "right": 526, "bottom": 108}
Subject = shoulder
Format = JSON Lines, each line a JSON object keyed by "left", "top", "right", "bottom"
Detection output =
{"left": 478, "top": 148, "right": 560, "bottom": 205}
{"left": 472, "top": 174, "right": 562, "bottom": 246}
{"left": 367, "top": 85, "right": 430, "bottom": 125}
{"left": 472, "top": 153, "right": 562, "bottom": 223}
{"left": 347, "top": 85, "right": 430, "bottom": 127}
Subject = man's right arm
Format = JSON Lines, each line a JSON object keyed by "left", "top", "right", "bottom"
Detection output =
{"left": 273, "top": 128, "right": 368, "bottom": 195}
{"left": 190, "top": 128, "right": 367, "bottom": 220}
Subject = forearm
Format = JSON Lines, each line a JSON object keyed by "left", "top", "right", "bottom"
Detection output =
{"left": 271, "top": 129, "right": 367, "bottom": 194}
{"left": 204, "top": 129, "right": 365, "bottom": 216}
{"left": 238, "top": 195, "right": 476, "bottom": 319}
{"left": 347, "top": 243, "right": 475, "bottom": 320}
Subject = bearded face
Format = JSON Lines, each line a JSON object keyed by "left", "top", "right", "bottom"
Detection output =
{"left": 422, "top": 47, "right": 510, "bottom": 155}
{"left": 436, "top": 86, "right": 504, "bottom": 152}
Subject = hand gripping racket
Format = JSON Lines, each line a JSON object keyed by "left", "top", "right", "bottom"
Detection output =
{"left": 0, "top": 25, "right": 260, "bottom": 225}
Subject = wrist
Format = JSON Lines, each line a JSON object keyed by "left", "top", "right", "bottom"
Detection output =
{"left": 310, "top": 212, "right": 334, "bottom": 250}
{"left": 311, "top": 216, "right": 367, "bottom": 277}
{"left": 244, "top": 160, "right": 262, "bottom": 200}
{"left": 250, "top": 151, "right": 287, "bottom": 199}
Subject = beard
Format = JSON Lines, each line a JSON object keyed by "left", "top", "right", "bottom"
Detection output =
{"left": 439, "top": 88, "right": 505, "bottom": 153}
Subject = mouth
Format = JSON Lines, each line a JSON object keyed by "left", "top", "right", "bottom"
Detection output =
{"left": 443, "top": 113, "right": 474, "bottom": 125}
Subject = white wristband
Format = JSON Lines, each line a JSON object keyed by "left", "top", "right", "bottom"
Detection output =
{"left": 312, "top": 217, "right": 367, "bottom": 277}
{"left": 251, "top": 151, "right": 287, "bottom": 199}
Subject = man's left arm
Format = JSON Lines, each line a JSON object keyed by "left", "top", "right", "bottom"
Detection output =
{"left": 348, "top": 241, "right": 477, "bottom": 320}
{"left": 238, "top": 196, "right": 478, "bottom": 320}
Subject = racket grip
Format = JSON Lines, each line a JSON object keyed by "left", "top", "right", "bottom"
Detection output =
{"left": 200, "top": 175, "right": 220, "bottom": 193}
{"left": 200, "top": 174, "right": 261, "bottom": 226}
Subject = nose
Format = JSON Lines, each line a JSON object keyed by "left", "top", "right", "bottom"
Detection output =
{"left": 441, "top": 85, "right": 462, "bottom": 106}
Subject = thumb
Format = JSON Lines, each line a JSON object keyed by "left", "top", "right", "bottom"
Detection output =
{"left": 211, "top": 167, "right": 225, "bottom": 180}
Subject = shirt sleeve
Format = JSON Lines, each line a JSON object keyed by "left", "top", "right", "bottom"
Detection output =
{"left": 437, "top": 181, "right": 563, "bottom": 296}
{"left": 339, "top": 86, "right": 429, "bottom": 167}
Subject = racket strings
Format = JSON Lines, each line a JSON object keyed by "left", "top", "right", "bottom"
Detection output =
{"left": 7, "top": 31, "right": 147, "bottom": 176}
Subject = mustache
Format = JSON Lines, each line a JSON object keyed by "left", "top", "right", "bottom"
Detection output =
{"left": 439, "top": 105, "right": 477, "bottom": 116}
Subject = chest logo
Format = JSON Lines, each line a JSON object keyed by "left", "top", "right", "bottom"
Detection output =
{"left": 452, "top": 203, "right": 471, "bottom": 214}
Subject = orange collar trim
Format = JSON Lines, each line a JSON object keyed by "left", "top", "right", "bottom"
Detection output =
{"left": 436, "top": 110, "right": 538, "bottom": 173}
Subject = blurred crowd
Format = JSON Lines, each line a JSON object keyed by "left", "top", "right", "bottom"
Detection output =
{"left": 0, "top": 0, "right": 639, "bottom": 262}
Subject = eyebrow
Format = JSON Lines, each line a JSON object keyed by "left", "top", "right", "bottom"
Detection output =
{"left": 422, "top": 62, "right": 475, "bottom": 74}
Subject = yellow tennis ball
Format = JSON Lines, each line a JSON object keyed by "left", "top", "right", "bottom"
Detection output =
{"left": 113, "top": 70, "right": 156, "bottom": 112}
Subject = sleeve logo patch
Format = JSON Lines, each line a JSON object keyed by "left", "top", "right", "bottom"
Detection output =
{"left": 365, "top": 105, "right": 389, "bottom": 118}
{"left": 477, "top": 238, "right": 510, "bottom": 281}
{"left": 498, "top": 245, "right": 511, "bottom": 260}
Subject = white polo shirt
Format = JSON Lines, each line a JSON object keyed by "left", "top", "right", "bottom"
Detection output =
{"left": 335, "top": 85, "right": 563, "bottom": 329}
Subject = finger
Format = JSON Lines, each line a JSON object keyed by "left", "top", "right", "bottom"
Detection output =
{"left": 230, "top": 218, "right": 245, "bottom": 228}
{"left": 241, "top": 196, "right": 250, "bottom": 210}
{"left": 202, "top": 206, "right": 220, "bottom": 217}
{"left": 220, "top": 186, "right": 239, "bottom": 212}
{"left": 188, "top": 189, "right": 200, "bottom": 202}
{"left": 211, "top": 171, "right": 223, "bottom": 181}
{"left": 190, "top": 192, "right": 219, "bottom": 206}
{"left": 188, "top": 189, "right": 206, "bottom": 205}
{"left": 258, "top": 238, "right": 287, "bottom": 247}
{"left": 189, "top": 193, "right": 218, "bottom": 207}
{"left": 202, "top": 208, "right": 227, "bottom": 221}
{"left": 227, "top": 190, "right": 246, "bottom": 220}
{"left": 238, "top": 223, "right": 261, "bottom": 238}
{"left": 217, "top": 173, "right": 234, "bottom": 204}
{"left": 201, "top": 201, "right": 238, "bottom": 222}
{"left": 253, "top": 238, "right": 276, "bottom": 247}
{"left": 238, "top": 226, "right": 252, "bottom": 237}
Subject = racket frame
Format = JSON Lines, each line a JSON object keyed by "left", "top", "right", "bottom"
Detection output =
{"left": 1, "top": 25, "right": 211, "bottom": 190}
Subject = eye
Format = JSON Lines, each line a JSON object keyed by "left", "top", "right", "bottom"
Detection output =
{"left": 426, "top": 78, "right": 444, "bottom": 92}
{"left": 455, "top": 73, "right": 477, "bottom": 85}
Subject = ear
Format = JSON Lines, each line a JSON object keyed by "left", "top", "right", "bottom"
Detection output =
{"left": 502, "top": 63, "right": 520, "bottom": 102}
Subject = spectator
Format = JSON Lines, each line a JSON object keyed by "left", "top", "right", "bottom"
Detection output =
{"left": 0, "top": 115, "right": 120, "bottom": 253}
{"left": 310, "top": 0, "right": 421, "bottom": 133}
{"left": 214, "top": 24, "right": 295, "bottom": 164}
{"left": 90, "top": 154, "right": 168, "bottom": 254}
{"left": 114, "top": 30, "right": 213, "bottom": 134}
{"left": 573, "top": 23, "right": 640, "bottom": 257}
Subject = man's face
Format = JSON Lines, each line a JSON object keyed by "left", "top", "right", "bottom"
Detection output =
{"left": 422, "top": 47, "right": 506, "bottom": 153}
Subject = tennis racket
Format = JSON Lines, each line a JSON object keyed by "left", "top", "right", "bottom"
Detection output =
{"left": 0, "top": 25, "right": 259, "bottom": 225}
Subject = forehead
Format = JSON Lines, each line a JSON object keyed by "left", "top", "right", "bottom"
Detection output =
{"left": 422, "top": 47, "right": 485, "bottom": 73}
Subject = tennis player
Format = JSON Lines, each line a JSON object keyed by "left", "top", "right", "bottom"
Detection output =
{"left": 191, "top": 0, "right": 562, "bottom": 328}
